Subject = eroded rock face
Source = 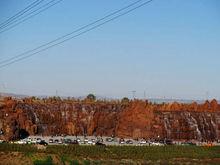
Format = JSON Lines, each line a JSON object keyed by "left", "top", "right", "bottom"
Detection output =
{"left": 0, "top": 97, "right": 220, "bottom": 141}
{"left": 155, "top": 111, "right": 220, "bottom": 140}
{"left": 116, "top": 101, "right": 154, "bottom": 138}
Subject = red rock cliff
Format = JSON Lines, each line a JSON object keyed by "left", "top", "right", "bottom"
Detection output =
{"left": 0, "top": 97, "right": 220, "bottom": 141}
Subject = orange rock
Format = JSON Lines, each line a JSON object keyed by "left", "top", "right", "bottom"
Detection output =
{"left": 0, "top": 97, "right": 220, "bottom": 141}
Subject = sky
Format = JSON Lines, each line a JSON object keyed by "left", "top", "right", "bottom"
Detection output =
{"left": 0, "top": 0, "right": 220, "bottom": 100}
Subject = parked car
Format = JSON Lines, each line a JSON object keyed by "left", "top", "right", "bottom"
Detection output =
{"left": 16, "top": 140, "right": 26, "bottom": 144}
{"left": 31, "top": 139, "right": 37, "bottom": 144}
{"left": 95, "top": 142, "right": 106, "bottom": 146}
{"left": 119, "top": 138, "right": 125, "bottom": 144}
{"left": 71, "top": 140, "right": 79, "bottom": 145}
{"left": 0, "top": 140, "right": 5, "bottom": 143}
{"left": 54, "top": 139, "right": 59, "bottom": 143}
{"left": 84, "top": 138, "right": 89, "bottom": 142}
{"left": 165, "top": 139, "right": 173, "bottom": 145}
{"left": 39, "top": 140, "right": 48, "bottom": 146}
{"left": 126, "top": 140, "right": 133, "bottom": 144}
{"left": 64, "top": 139, "right": 72, "bottom": 144}
{"left": 181, "top": 141, "right": 196, "bottom": 146}
{"left": 151, "top": 142, "right": 164, "bottom": 146}
{"left": 97, "top": 138, "right": 103, "bottom": 142}
{"left": 49, "top": 139, "right": 53, "bottom": 143}
{"left": 105, "top": 137, "right": 114, "bottom": 142}
{"left": 87, "top": 140, "right": 95, "bottom": 145}
{"left": 138, "top": 140, "right": 147, "bottom": 145}
{"left": 36, "top": 138, "right": 42, "bottom": 144}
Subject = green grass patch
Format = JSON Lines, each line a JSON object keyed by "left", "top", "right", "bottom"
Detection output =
{"left": 33, "top": 156, "right": 53, "bottom": 165}
{"left": 1, "top": 143, "right": 220, "bottom": 161}
{"left": 82, "top": 159, "right": 90, "bottom": 165}
{"left": 70, "top": 159, "right": 80, "bottom": 165}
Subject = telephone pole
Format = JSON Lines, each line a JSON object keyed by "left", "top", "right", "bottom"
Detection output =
{"left": 144, "top": 90, "right": 146, "bottom": 99}
{"left": 132, "top": 90, "right": 136, "bottom": 99}
{"left": 205, "top": 91, "right": 209, "bottom": 100}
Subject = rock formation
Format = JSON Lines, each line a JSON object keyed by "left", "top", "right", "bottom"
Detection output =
{"left": 0, "top": 96, "right": 220, "bottom": 141}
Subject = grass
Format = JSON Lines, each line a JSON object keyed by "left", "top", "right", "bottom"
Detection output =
{"left": 33, "top": 156, "right": 53, "bottom": 165}
{"left": 1, "top": 143, "right": 220, "bottom": 163}
{"left": 71, "top": 159, "right": 80, "bottom": 165}
{"left": 45, "top": 145, "right": 220, "bottom": 160}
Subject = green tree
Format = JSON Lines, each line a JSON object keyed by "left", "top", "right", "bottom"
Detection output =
{"left": 121, "top": 97, "right": 129, "bottom": 104}
{"left": 86, "top": 94, "right": 96, "bottom": 101}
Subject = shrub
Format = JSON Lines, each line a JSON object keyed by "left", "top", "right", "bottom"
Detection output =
{"left": 33, "top": 156, "right": 53, "bottom": 165}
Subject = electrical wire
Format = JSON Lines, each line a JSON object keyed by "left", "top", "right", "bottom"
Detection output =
{"left": 0, "top": 0, "right": 145, "bottom": 65}
{"left": 0, "top": 0, "right": 154, "bottom": 69}
{"left": 0, "top": 0, "right": 63, "bottom": 34}
{"left": 0, "top": 0, "right": 45, "bottom": 29}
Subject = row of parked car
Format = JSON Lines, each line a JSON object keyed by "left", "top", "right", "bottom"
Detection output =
{"left": 12, "top": 137, "right": 106, "bottom": 146}
{"left": 48, "top": 138, "right": 97, "bottom": 145}
{"left": 9, "top": 135, "right": 203, "bottom": 146}
{"left": 118, "top": 138, "right": 173, "bottom": 146}
{"left": 3, "top": 135, "right": 220, "bottom": 147}
{"left": 12, "top": 137, "right": 48, "bottom": 145}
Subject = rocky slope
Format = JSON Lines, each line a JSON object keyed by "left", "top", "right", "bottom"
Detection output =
{"left": 0, "top": 97, "right": 220, "bottom": 141}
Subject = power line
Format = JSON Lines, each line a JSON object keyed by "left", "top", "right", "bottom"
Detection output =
{"left": 0, "top": 0, "right": 154, "bottom": 68}
{"left": 0, "top": 0, "right": 43, "bottom": 27}
{"left": 0, "top": 0, "right": 45, "bottom": 29}
{"left": 0, "top": 0, "right": 154, "bottom": 69}
{"left": 0, "top": 0, "right": 145, "bottom": 65}
{"left": 0, "top": 0, "right": 63, "bottom": 34}
{"left": 0, "top": 0, "right": 62, "bottom": 33}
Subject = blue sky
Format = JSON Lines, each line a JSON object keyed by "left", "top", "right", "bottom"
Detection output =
{"left": 0, "top": 0, "right": 220, "bottom": 100}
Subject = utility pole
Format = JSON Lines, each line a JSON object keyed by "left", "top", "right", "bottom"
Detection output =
{"left": 132, "top": 90, "right": 136, "bottom": 99}
{"left": 0, "top": 83, "right": 6, "bottom": 98}
{"left": 206, "top": 91, "right": 209, "bottom": 100}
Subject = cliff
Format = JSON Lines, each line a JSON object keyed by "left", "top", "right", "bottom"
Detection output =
{"left": 0, "top": 97, "right": 220, "bottom": 141}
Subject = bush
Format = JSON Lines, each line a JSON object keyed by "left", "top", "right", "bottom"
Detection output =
{"left": 83, "top": 159, "right": 90, "bottom": 165}
{"left": 71, "top": 160, "right": 79, "bottom": 165}
{"left": 33, "top": 156, "right": 53, "bottom": 165}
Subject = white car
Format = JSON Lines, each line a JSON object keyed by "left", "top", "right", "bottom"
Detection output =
{"left": 36, "top": 139, "right": 41, "bottom": 143}
{"left": 139, "top": 140, "right": 147, "bottom": 144}
{"left": 16, "top": 140, "right": 26, "bottom": 144}
{"left": 151, "top": 142, "right": 164, "bottom": 146}
{"left": 31, "top": 140, "right": 37, "bottom": 144}
{"left": 27, "top": 138, "right": 32, "bottom": 142}
{"left": 49, "top": 139, "right": 53, "bottom": 143}
{"left": 87, "top": 140, "right": 95, "bottom": 145}
{"left": 119, "top": 140, "right": 125, "bottom": 144}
